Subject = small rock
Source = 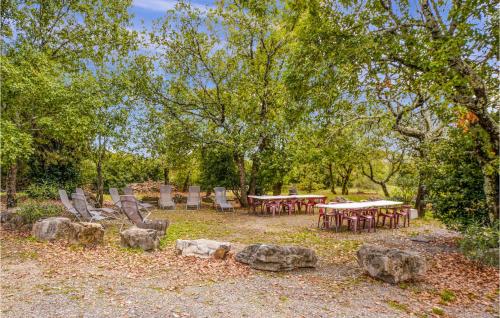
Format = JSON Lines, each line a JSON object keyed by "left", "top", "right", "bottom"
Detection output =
{"left": 120, "top": 226, "right": 160, "bottom": 251}
{"left": 410, "top": 235, "right": 431, "bottom": 243}
{"left": 235, "top": 244, "right": 318, "bottom": 271}
{"left": 175, "top": 239, "right": 231, "bottom": 258}
{"left": 356, "top": 244, "right": 426, "bottom": 283}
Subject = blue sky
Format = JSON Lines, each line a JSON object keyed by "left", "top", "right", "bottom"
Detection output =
{"left": 130, "top": 0, "right": 215, "bottom": 29}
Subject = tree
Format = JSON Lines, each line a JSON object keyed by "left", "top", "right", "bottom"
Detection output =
{"left": 132, "top": 0, "right": 300, "bottom": 206}
{"left": 1, "top": 0, "right": 134, "bottom": 206}
{"left": 288, "top": 0, "right": 498, "bottom": 221}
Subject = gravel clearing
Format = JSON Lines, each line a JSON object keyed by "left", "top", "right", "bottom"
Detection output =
{"left": 1, "top": 209, "right": 498, "bottom": 317}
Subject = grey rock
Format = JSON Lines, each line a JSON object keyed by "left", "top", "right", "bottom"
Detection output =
{"left": 120, "top": 226, "right": 160, "bottom": 251}
{"left": 410, "top": 235, "right": 431, "bottom": 243}
{"left": 175, "top": 239, "right": 231, "bottom": 258}
{"left": 137, "top": 220, "right": 169, "bottom": 235}
{"left": 235, "top": 244, "right": 318, "bottom": 271}
{"left": 1, "top": 211, "right": 29, "bottom": 231}
{"left": 357, "top": 244, "right": 426, "bottom": 283}
{"left": 32, "top": 217, "right": 79, "bottom": 242}
{"left": 74, "top": 222, "right": 104, "bottom": 246}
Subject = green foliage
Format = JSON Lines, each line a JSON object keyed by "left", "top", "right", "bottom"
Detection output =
{"left": 25, "top": 182, "right": 60, "bottom": 200}
{"left": 199, "top": 147, "right": 239, "bottom": 191}
{"left": 425, "top": 130, "right": 489, "bottom": 229}
{"left": 459, "top": 222, "right": 499, "bottom": 267}
{"left": 102, "top": 152, "right": 163, "bottom": 189}
{"left": 17, "top": 201, "right": 64, "bottom": 224}
{"left": 0, "top": 119, "right": 33, "bottom": 166}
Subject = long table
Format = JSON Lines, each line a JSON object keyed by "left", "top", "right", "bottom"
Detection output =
{"left": 315, "top": 200, "right": 403, "bottom": 210}
{"left": 248, "top": 194, "right": 327, "bottom": 214}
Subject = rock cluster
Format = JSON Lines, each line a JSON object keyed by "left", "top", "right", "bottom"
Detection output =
{"left": 120, "top": 226, "right": 160, "bottom": 251}
{"left": 235, "top": 244, "right": 317, "bottom": 271}
{"left": 175, "top": 239, "right": 231, "bottom": 259}
{"left": 32, "top": 217, "right": 104, "bottom": 246}
{"left": 356, "top": 244, "right": 426, "bottom": 283}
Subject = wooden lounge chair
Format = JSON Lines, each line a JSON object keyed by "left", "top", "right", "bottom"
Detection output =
{"left": 71, "top": 193, "right": 108, "bottom": 222}
{"left": 159, "top": 185, "right": 176, "bottom": 210}
{"left": 59, "top": 189, "right": 81, "bottom": 221}
{"left": 186, "top": 186, "right": 201, "bottom": 210}
{"left": 214, "top": 187, "right": 234, "bottom": 212}
{"left": 120, "top": 195, "right": 169, "bottom": 234}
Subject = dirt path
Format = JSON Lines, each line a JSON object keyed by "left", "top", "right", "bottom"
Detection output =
{"left": 1, "top": 210, "right": 498, "bottom": 317}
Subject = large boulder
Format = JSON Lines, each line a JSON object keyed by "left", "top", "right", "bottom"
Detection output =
{"left": 1, "top": 210, "right": 31, "bottom": 231}
{"left": 235, "top": 244, "right": 318, "bottom": 271}
{"left": 175, "top": 239, "right": 231, "bottom": 259}
{"left": 120, "top": 226, "right": 160, "bottom": 251}
{"left": 137, "top": 220, "right": 169, "bottom": 236}
{"left": 32, "top": 217, "right": 79, "bottom": 242}
{"left": 357, "top": 244, "right": 426, "bottom": 283}
{"left": 73, "top": 222, "right": 104, "bottom": 246}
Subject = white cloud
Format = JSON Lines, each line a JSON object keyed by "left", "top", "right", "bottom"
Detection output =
{"left": 132, "top": 0, "right": 213, "bottom": 12}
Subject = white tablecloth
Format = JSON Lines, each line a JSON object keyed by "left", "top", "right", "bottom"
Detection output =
{"left": 248, "top": 194, "right": 326, "bottom": 200}
{"left": 315, "top": 200, "right": 403, "bottom": 210}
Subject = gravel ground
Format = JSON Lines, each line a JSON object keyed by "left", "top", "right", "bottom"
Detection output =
{"left": 1, "top": 210, "right": 498, "bottom": 318}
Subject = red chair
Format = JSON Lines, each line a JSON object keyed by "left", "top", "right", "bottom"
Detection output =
{"left": 343, "top": 209, "right": 361, "bottom": 233}
{"left": 396, "top": 205, "right": 411, "bottom": 227}
{"left": 281, "top": 199, "right": 297, "bottom": 215}
{"left": 358, "top": 208, "right": 376, "bottom": 232}
{"left": 377, "top": 207, "right": 398, "bottom": 229}
{"left": 247, "top": 197, "right": 262, "bottom": 214}
{"left": 304, "top": 199, "right": 317, "bottom": 215}
{"left": 264, "top": 200, "right": 281, "bottom": 216}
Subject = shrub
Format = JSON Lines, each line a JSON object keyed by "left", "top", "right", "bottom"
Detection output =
{"left": 25, "top": 182, "right": 60, "bottom": 200}
{"left": 459, "top": 222, "right": 499, "bottom": 267}
{"left": 424, "top": 129, "right": 489, "bottom": 229}
{"left": 17, "top": 201, "right": 64, "bottom": 224}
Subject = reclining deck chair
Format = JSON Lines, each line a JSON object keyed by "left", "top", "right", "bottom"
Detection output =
{"left": 71, "top": 193, "right": 108, "bottom": 222}
{"left": 214, "top": 187, "right": 234, "bottom": 212}
{"left": 122, "top": 187, "right": 154, "bottom": 209}
{"left": 76, "top": 188, "right": 115, "bottom": 214}
{"left": 186, "top": 186, "right": 201, "bottom": 210}
{"left": 120, "top": 195, "right": 169, "bottom": 234}
{"left": 59, "top": 189, "right": 81, "bottom": 220}
{"left": 159, "top": 185, "right": 176, "bottom": 210}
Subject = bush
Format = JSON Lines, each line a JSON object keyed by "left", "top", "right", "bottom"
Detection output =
{"left": 459, "top": 222, "right": 499, "bottom": 267}
{"left": 17, "top": 201, "right": 65, "bottom": 224}
{"left": 425, "top": 129, "right": 489, "bottom": 229}
{"left": 25, "top": 181, "right": 60, "bottom": 199}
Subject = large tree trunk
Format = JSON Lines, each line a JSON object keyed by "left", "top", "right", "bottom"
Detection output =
{"left": 248, "top": 156, "right": 260, "bottom": 196}
{"left": 380, "top": 182, "right": 390, "bottom": 197}
{"left": 474, "top": 136, "right": 500, "bottom": 222}
{"left": 182, "top": 173, "right": 190, "bottom": 192}
{"left": 415, "top": 181, "right": 427, "bottom": 218}
{"left": 163, "top": 167, "right": 169, "bottom": 185}
{"left": 483, "top": 171, "right": 499, "bottom": 223}
{"left": 6, "top": 162, "right": 17, "bottom": 208}
{"left": 341, "top": 179, "right": 349, "bottom": 195}
{"left": 235, "top": 153, "right": 248, "bottom": 207}
{"left": 327, "top": 163, "right": 336, "bottom": 194}
{"left": 272, "top": 181, "right": 283, "bottom": 195}
{"left": 96, "top": 155, "right": 104, "bottom": 208}
{"left": 340, "top": 166, "right": 352, "bottom": 195}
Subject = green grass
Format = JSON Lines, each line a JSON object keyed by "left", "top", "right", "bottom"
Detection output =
{"left": 386, "top": 300, "right": 410, "bottom": 313}
{"left": 439, "top": 289, "right": 456, "bottom": 304}
{"left": 432, "top": 307, "right": 445, "bottom": 316}
{"left": 160, "top": 219, "right": 233, "bottom": 247}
